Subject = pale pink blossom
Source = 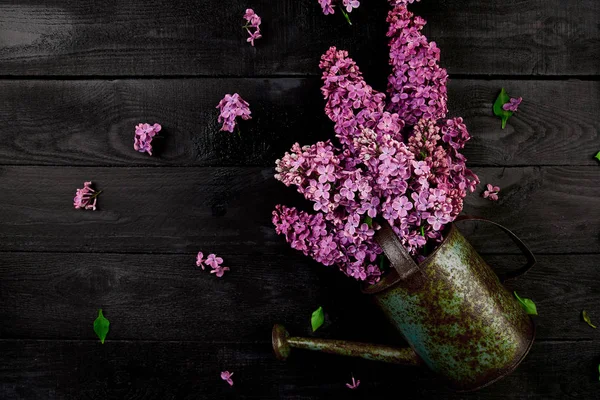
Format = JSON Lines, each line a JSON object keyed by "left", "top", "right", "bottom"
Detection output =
{"left": 196, "top": 252, "right": 205, "bottom": 269}
{"left": 134, "top": 123, "right": 161, "bottom": 156}
{"left": 243, "top": 9, "right": 262, "bottom": 46}
{"left": 482, "top": 184, "right": 500, "bottom": 201}
{"left": 220, "top": 371, "right": 234, "bottom": 386}
{"left": 73, "top": 181, "right": 101, "bottom": 211}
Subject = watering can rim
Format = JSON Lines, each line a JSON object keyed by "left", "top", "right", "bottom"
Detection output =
{"left": 362, "top": 222, "right": 457, "bottom": 295}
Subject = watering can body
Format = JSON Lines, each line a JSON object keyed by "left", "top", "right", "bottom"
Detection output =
{"left": 364, "top": 217, "right": 535, "bottom": 391}
{"left": 273, "top": 216, "right": 536, "bottom": 392}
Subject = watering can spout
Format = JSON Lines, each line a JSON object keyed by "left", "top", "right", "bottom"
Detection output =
{"left": 272, "top": 324, "right": 420, "bottom": 366}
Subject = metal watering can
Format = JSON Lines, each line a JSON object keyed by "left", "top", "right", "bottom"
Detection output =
{"left": 272, "top": 216, "right": 536, "bottom": 391}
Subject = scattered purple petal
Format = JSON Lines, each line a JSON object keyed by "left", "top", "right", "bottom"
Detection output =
{"left": 74, "top": 181, "right": 101, "bottom": 211}
{"left": 502, "top": 97, "right": 522, "bottom": 112}
{"left": 216, "top": 93, "right": 252, "bottom": 133}
{"left": 134, "top": 123, "right": 161, "bottom": 156}
{"left": 221, "top": 371, "right": 234, "bottom": 386}
{"left": 196, "top": 252, "right": 205, "bottom": 269}
{"left": 482, "top": 184, "right": 500, "bottom": 201}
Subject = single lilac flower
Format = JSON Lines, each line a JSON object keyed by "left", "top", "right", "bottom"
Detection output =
{"left": 73, "top": 181, "right": 101, "bottom": 211}
{"left": 502, "top": 97, "right": 522, "bottom": 112}
{"left": 211, "top": 265, "right": 230, "bottom": 278}
{"left": 343, "top": 0, "right": 360, "bottom": 12}
{"left": 221, "top": 371, "right": 234, "bottom": 386}
{"left": 196, "top": 252, "right": 205, "bottom": 269}
{"left": 205, "top": 254, "right": 223, "bottom": 269}
{"left": 482, "top": 184, "right": 500, "bottom": 201}
{"left": 346, "top": 375, "right": 360, "bottom": 389}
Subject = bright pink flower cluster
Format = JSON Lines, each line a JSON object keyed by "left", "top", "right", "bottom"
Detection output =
{"left": 273, "top": 1, "right": 479, "bottom": 283}
{"left": 134, "top": 123, "right": 162, "bottom": 156}
{"left": 216, "top": 93, "right": 252, "bottom": 133}
{"left": 74, "top": 181, "right": 101, "bottom": 211}
{"left": 243, "top": 9, "right": 262, "bottom": 46}
{"left": 196, "top": 252, "right": 230, "bottom": 277}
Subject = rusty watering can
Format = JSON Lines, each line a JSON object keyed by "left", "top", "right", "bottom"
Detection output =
{"left": 272, "top": 216, "right": 536, "bottom": 391}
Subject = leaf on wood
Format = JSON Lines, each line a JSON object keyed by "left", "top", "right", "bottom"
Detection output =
{"left": 493, "top": 88, "right": 514, "bottom": 129}
{"left": 93, "top": 309, "right": 110, "bottom": 344}
{"left": 514, "top": 291, "right": 538, "bottom": 315}
{"left": 582, "top": 310, "right": 597, "bottom": 329}
{"left": 595, "top": 151, "right": 600, "bottom": 162}
{"left": 311, "top": 306, "right": 325, "bottom": 332}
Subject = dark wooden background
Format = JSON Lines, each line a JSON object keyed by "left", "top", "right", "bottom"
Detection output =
{"left": 0, "top": 0, "right": 599, "bottom": 398}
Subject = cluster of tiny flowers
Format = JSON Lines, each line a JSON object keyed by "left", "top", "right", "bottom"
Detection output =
{"left": 74, "top": 181, "right": 101, "bottom": 211}
{"left": 273, "top": 1, "right": 479, "bottom": 282}
{"left": 386, "top": 1, "right": 447, "bottom": 126}
{"left": 503, "top": 97, "right": 522, "bottom": 112}
{"left": 243, "top": 9, "right": 262, "bottom": 46}
{"left": 134, "top": 123, "right": 162, "bottom": 156}
{"left": 483, "top": 184, "right": 500, "bottom": 201}
{"left": 216, "top": 93, "right": 252, "bottom": 133}
{"left": 196, "top": 252, "right": 230, "bottom": 277}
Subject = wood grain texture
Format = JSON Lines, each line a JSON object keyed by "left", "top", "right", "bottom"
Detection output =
{"left": 0, "top": 79, "right": 598, "bottom": 167}
{"left": 0, "top": 0, "right": 598, "bottom": 76}
{"left": 0, "top": 166, "right": 598, "bottom": 254}
{"left": 1, "top": 340, "right": 599, "bottom": 399}
{"left": 0, "top": 252, "right": 598, "bottom": 342}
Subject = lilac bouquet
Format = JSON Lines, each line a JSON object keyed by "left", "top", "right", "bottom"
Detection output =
{"left": 272, "top": 0, "right": 479, "bottom": 284}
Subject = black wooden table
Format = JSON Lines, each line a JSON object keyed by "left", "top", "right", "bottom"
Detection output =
{"left": 1, "top": 1, "right": 599, "bottom": 398}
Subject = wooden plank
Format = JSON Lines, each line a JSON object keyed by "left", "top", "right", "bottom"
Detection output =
{"left": 0, "top": 0, "right": 597, "bottom": 76}
{"left": 0, "top": 79, "right": 598, "bottom": 167}
{"left": 0, "top": 166, "right": 597, "bottom": 254}
{"left": 0, "top": 253, "right": 597, "bottom": 341}
{"left": 0, "top": 340, "right": 598, "bottom": 399}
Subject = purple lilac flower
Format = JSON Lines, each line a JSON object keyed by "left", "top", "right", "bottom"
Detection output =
{"left": 196, "top": 252, "right": 229, "bottom": 277}
{"left": 343, "top": 0, "right": 360, "bottom": 12}
{"left": 216, "top": 93, "right": 252, "bottom": 133}
{"left": 483, "top": 184, "right": 500, "bottom": 201}
{"left": 318, "top": 0, "right": 335, "bottom": 15}
{"left": 346, "top": 375, "right": 360, "bottom": 389}
{"left": 502, "top": 97, "right": 522, "bottom": 112}
{"left": 221, "top": 371, "right": 234, "bottom": 386}
{"left": 134, "top": 123, "right": 161, "bottom": 156}
{"left": 243, "top": 9, "right": 262, "bottom": 46}
{"left": 272, "top": 0, "right": 479, "bottom": 282}
{"left": 74, "top": 181, "right": 101, "bottom": 211}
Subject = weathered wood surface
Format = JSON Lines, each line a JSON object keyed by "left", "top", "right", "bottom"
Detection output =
{"left": 0, "top": 166, "right": 597, "bottom": 254}
{"left": 0, "top": 0, "right": 598, "bottom": 76}
{"left": 0, "top": 253, "right": 598, "bottom": 342}
{"left": 1, "top": 340, "right": 599, "bottom": 399}
{"left": 0, "top": 79, "right": 598, "bottom": 167}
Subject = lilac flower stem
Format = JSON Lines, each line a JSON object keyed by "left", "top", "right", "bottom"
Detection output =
{"left": 90, "top": 190, "right": 103, "bottom": 199}
{"left": 340, "top": 9, "right": 352, "bottom": 26}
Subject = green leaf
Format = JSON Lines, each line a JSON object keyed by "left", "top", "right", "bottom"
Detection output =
{"left": 513, "top": 292, "right": 538, "bottom": 315}
{"left": 311, "top": 306, "right": 325, "bottom": 332}
{"left": 598, "top": 364, "right": 600, "bottom": 381}
{"left": 93, "top": 309, "right": 110, "bottom": 344}
{"left": 582, "top": 310, "right": 597, "bottom": 329}
{"left": 362, "top": 216, "right": 373, "bottom": 228}
{"left": 594, "top": 151, "right": 600, "bottom": 162}
{"left": 493, "top": 88, "right": 514, "bottom": 130}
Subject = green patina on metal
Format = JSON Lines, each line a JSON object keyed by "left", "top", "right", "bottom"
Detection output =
{"left": 272, "top": 219, "right": 536, "bottom": 392}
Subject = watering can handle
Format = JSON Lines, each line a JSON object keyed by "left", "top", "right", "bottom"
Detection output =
{"left": 454, "top": 215, "right": 536, "bottom": 281}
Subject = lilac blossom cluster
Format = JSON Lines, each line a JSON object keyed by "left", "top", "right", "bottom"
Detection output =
{"left": 74, "top": 181, "right": 101, "bottom": 211}
{"left": 216, "top": 93, "right": 252, "bottom": 133}
{"left": 318, "top": 0, "right": 360, "bottom": 16}
{"left": 273, "top": 1, "right": 479, "bottom": 283}
{"left": 243, "top": 9, "right": 262, "bottom": 46}
{"left": 134, "top": 123, "right": 162, "bottom": 156}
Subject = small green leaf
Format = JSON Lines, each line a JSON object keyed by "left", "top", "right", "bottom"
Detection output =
{"left": 598, "top": 364, "right": 600, "bottom": 381}
{"left": 311, "top": 306, "right": 325, "bottom": 332}
{"left": 594, "top": 151, "right": 600, "bottom": 162}
{"left": 493, "top": 88, "right": 514, "bottom": 130}
{"left": 582, "top": 310, "right": 597, "bottom": 329}
{"left": 93, "top": 309, "right": 110, "bottom": 344}
{"left": 514, "top": 292, "right": 538, "bottom": 315}
{"left": 362, "top": 216, "right": 373, "bottom": 228}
